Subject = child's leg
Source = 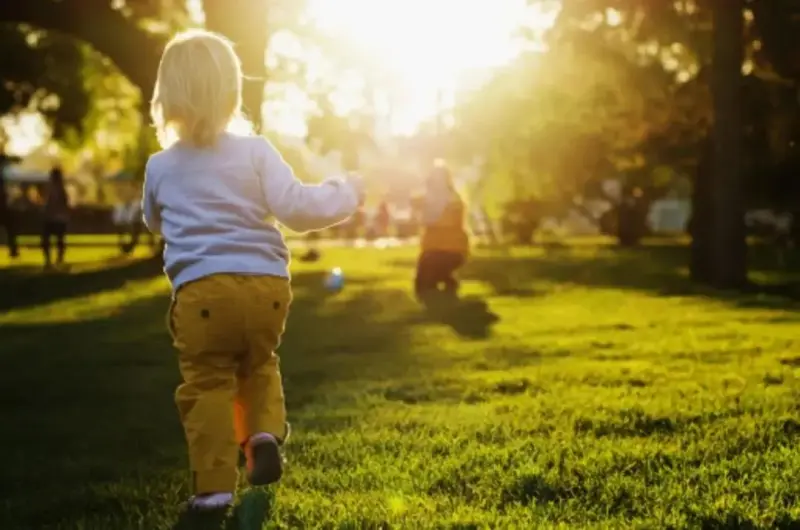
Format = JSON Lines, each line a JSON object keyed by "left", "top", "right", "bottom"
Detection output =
{"left": 235, "top": 275, "right": 292, "bottom": 484}
{"left": 170, "top": 275, "right": 247, "bottom": 497}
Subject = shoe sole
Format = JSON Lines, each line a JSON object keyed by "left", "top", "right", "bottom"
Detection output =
{"left": 186, "top": 496, "right": 233, "bottom": 513}
{"left": 248, "top": 438, "right": 283, "bottom": 486}
{"left": 188, "top": 501, "right": 233, "bottom": 513}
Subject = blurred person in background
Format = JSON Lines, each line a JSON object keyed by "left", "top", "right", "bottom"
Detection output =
{"left": 415, "top": 161, "right": 470, "bottom": 301}
{"left": 41, "top": 166, "right": 70, "bottom": 269}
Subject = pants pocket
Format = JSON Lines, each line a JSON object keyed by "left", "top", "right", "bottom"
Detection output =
{"left": 244, "top": 277, "right": 292, "bottom": 351}
{"left": 171, "top": 278, "right": 246, "bottom": 355}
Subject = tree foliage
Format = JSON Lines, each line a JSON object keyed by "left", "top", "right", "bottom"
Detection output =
{"left": 450, "top": 9, "right": 709, "bottom": 221}
{"left": 0, "top": 24, "right": 90, "bottom": 139}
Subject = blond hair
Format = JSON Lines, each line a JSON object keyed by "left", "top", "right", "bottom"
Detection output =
{"left": 151, "top": 29, "right": 252, "bottom": 148}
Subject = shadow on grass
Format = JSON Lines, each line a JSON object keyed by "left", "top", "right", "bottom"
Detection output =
{"left": 391, "top": 243, "right": 800, "bottom": 312}
{"left": 281, "top": 271, "right": 424, "bottom": 410}
{"left": 465, "top": 245, "right": 691, "bottom": 297}
{"left": 4, "top": 245, "right": 800, "bottom": 528}
{"left": 0, "top": 268, "right": 456, "bottom": 529}
{"left": 171, "top": 489, "right": 274, "bottom": 530}
{"left": 0, "top": 254, "right": 164, "bottom": 312}
{"left": 0, "top": 293, "right": 182, "bottom": 529}
{"left": 418, "top": 294, "right": 500, "bottom": 340}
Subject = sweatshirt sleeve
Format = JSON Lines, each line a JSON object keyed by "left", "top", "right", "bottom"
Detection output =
{"left": 254, "top": 137, "right": 360, "bottom": 233}
{"left": 141, "top": 159, "right": 161, "bottom": 235}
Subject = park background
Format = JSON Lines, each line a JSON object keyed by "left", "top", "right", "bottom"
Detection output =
{"left": 3, "top": 1, "right": 800, "bottom": 529}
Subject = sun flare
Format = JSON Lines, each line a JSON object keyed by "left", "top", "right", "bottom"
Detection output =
{"left": 308, "top": 0, "right": 559, "bottom": 133}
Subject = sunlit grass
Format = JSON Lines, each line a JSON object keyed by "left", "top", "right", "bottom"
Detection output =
{"left": 2, "top": 244, "right": 800, "bottom": 528}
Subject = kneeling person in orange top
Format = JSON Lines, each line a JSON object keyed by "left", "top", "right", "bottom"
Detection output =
{"left": 415, "top": 163, "right": 470, "bottom": 300}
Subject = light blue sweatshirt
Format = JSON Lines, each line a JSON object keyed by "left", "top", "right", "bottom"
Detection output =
{"left": 142, "top": 133, "right": 360, "bottom": 291}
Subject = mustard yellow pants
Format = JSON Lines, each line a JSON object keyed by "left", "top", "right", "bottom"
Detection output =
{"left": 168, "top": 274, "right": 291, "bottom": 494}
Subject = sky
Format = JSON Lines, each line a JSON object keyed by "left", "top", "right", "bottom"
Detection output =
{"left": 293, "top": 0, "right": 559, "bottom": 135}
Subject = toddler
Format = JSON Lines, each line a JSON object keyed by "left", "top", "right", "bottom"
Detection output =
{"left": 142, "top": 30, "right": 361, "bottom": 511}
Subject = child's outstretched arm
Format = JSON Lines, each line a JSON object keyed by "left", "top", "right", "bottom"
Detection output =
{"left": 255, "top": 138, "right": 361, "bottom": 233}
{"left": 141, "top": 161, "right": 161, "bottom": 235}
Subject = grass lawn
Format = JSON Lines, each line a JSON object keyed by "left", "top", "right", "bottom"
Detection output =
{"left": 2, "top": 242, "right": 800, "bottom": 529}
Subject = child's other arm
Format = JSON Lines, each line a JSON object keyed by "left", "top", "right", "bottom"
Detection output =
{"left": 255, "top": 138, "right": 361, "bottom": 233}
{"left": 141, "top": 161, "right": 161, "bottom": 235}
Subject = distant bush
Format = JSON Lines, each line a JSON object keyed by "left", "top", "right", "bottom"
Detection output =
{"left": 500, "top": 198, "right": 550, "bottom": 245}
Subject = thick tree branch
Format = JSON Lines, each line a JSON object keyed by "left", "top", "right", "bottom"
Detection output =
{"left": 0, "top": 0, "right": 164, "bottom": 100}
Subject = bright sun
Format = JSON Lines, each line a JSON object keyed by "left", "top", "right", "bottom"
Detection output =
{"left": 308, "top": 0, "right": 559, "bottom": 134}
{"left": 4, "top": 1, "right": 560, "bottom": 155}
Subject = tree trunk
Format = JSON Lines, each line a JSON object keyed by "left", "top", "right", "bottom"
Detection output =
{"left": 708, "top": 0, "right": 748, "bottom": 288}
{"left": 204, "top": 0, "right": 269, "bottom": 131}
{"left": 690, "top": 137, "right": 714, "bottom": 282}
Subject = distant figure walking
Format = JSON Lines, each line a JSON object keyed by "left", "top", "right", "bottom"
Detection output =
{"left": 415, "top": 162, "right": 470, "bottom": 300}
{"left": 113, "top": 199, "right": 138, "bottom": 250}
{"left": 115, "top": 198, "right": 156, "bottom": 255}
{"left": 374, "top": 199, "right": 391, "bottom": 239}
{"left": 41, "top": 166, "right": 70, "bottom": 269}
{"left": 0, "top": 158, "right": 18, "bottom": 258}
